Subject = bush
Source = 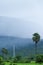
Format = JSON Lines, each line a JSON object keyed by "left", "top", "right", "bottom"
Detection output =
{"left": 10, "top": 63, "right": 12, "bottom": 65}
{"left": 13, "top": 64, "right": 16, "bottom": 65}
{"left": 36, "top": 54, "right": 43, "bottom": 63}
{"left": 24, "top": 58, "right": 31, "bottom": 63}
{"left": 13, "top": 58, "right": 18, "bottom": 63}
{"left": 13, "top": 56, "right": 21, "bottom": 63}
{"left": 24, "top": 59, "right": 31, "bottom": 63}
{"left": 18, "top": 58, "right": 31, "bottom": 63}
{"left": 0, "top": 56, "right": 3, "bottom": 64}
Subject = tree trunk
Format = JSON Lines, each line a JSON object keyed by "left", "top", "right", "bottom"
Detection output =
{"left": 35, "top": 43, "right": 37, "bottom": 55}
{"left": 35, "top": 43, "right": 37, "bottom": 60}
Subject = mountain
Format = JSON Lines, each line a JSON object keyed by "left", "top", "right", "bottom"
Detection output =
{"left": 0, "top": 36, "right": 32, "bottom": 47}
{"left": 16, "top": 39, "right": 43, "bottom": 57}
{"left": 0, "top": 36, "right": 32, "bottom": 57}
{"left": 0, "top": 36, "right": 43, "bottom": 57}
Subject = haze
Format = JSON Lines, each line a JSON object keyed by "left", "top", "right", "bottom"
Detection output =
{"left": 0, "top": 0, "right": 43, "bottom": 38}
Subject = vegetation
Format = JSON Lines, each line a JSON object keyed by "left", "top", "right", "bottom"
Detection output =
{"left": 0, "top": 33, "right": 43, "bottom": 65}
{"left": 32, "top": 33, "right": 40, "bottom": 60}
{"left": 36, "top": 54, "right": 43, "bottom": 63}
{"left": 13, "top": 56, "right": 21, "bottom": 63}
{"left": 0, "top": 56, "right": 3, "bottom": 64}
{"left": 2, "top": 48, "right": 8, "bottom": 60}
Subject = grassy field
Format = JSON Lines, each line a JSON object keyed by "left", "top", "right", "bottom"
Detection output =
{"left": 4, "top": 62, "right": 43, "bottom": 65}
{"left": 16, "top": 63, "right": 43, "bottom": 65}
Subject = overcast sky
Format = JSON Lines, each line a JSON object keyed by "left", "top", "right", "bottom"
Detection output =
{"left": 0, "top": 0, "right": 43, "bottom": 38}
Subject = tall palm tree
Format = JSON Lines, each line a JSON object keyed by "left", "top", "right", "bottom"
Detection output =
{"left": 2, "top": 48, "right": 8, "bottom": 60}
{"left": 32, "top": 33, "right": 40, "bottom": 59}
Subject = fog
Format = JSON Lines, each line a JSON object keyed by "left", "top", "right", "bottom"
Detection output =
{"left": 0, "top": 0, "right": 43, "bottom": 38}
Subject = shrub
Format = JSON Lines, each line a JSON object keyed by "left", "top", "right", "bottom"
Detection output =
{"left": 23, "top": 58, "right": 31, "bottom": 63}
{"left": 0, "top": 56, "right": 3, "bottom": 64}
{"left": 15, "top": 56, "right": 21, "bottom": 61}
{"left": 24, "top": 59, "right": 31, "bottom": 63}
{"left": 36, "top": 54, "right": 43, "bottom": 63}
{"left": 13, "top": 56, "right": 21, "bottom": 63}
{"left": 18, "top": 58, "right": 31, "bottom": 63}
{"left": 13, "top": 58, "right": 18, "bottom": 63}
{"left": 13, "top": 64, "right": 16, "bottom": 65}
{"left": 10, "top": 63, "right": 12, "bottom": 65}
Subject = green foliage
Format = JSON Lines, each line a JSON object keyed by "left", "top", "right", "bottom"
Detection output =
{"left": 2, "top": 48, "right": 9, "bottom": 60}
{"left": 13, "top": 58, "right": 17, "bottom": 63}
{"left": 24, "top": 58, "right": 31, "bottom": 63}
{"left": 2, "top": 48, "right": 8, "bottom": 55}
{"left": 15, "top": 56, "right": 21, "bottom": 61}
{"left": 16, "top": 57, "right": 31, "bottom": 63}
{"left": 0, "top": 56, "right": 3, "bottom": 63}
{"left": 13, "top": 56, "right": 31, "bottom": 63}
{"left": 32, "top": 33, "right": 40, "bottom": 60}
{"left": 36, "top": 54, "right": 43, "bottom": 63}
{"left": 0, "top": 56, "right": 5, "bottom": 65}
{"left": 32, "top": 33, "right": 40, "bottom": 43}
{"left": 22, "top": 59, "right": 31, "bottom": 63}
{"left": 13, "top": 56, "right": 21, "bottom": 63}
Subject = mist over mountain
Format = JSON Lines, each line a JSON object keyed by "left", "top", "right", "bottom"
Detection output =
{"left": 0, "top": 36, "right": 32, "bottom": 48}
{"left": 0, "top": 36, "right": 43, "bottom": 57}
{"left": 0, "top": 0, "right": 43, "bottom": 59}
{"left": 0, "top": 16, "right": 43, "bottom": 38}
{"left": 0, "top": 36, "right": 32, "bottom": 56}
{"left": 0, "top": 16, "right": 43, "bottom": 57}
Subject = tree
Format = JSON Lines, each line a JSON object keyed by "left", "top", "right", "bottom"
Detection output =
{"left": 32, "top": 33, "right": 40, "bottom": 60}
{"left": 2, "top": 48, "right": 8, "bottom": 60}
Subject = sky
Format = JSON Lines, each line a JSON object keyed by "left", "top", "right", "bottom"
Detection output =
{"left": 0, "top": 0, "right": 43, "bottom": 38}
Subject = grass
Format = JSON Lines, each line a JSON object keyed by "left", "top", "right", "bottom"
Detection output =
{"left": 3, "top": 61, "right": 43, "bottom": 65}
{"left": 16, "top": 63, "right": 43, "bottom": 65}
{"left": 16, "top": 61, "right": 43, "bottom": 65}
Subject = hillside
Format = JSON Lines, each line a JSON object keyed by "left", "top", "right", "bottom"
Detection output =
{"left": 0, "top": 36, "right": 43, "bottom": 57}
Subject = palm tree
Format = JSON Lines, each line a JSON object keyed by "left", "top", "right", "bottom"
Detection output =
{"left": 32, "top": 33, "right": 40, "bottom": 59}
{"left": 2, "top": 48, "right": 8, "bottom": 60}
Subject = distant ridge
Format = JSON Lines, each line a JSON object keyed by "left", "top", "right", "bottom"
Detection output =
{"left": 0, "top": 36, "right": 43, "bottom": 57}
